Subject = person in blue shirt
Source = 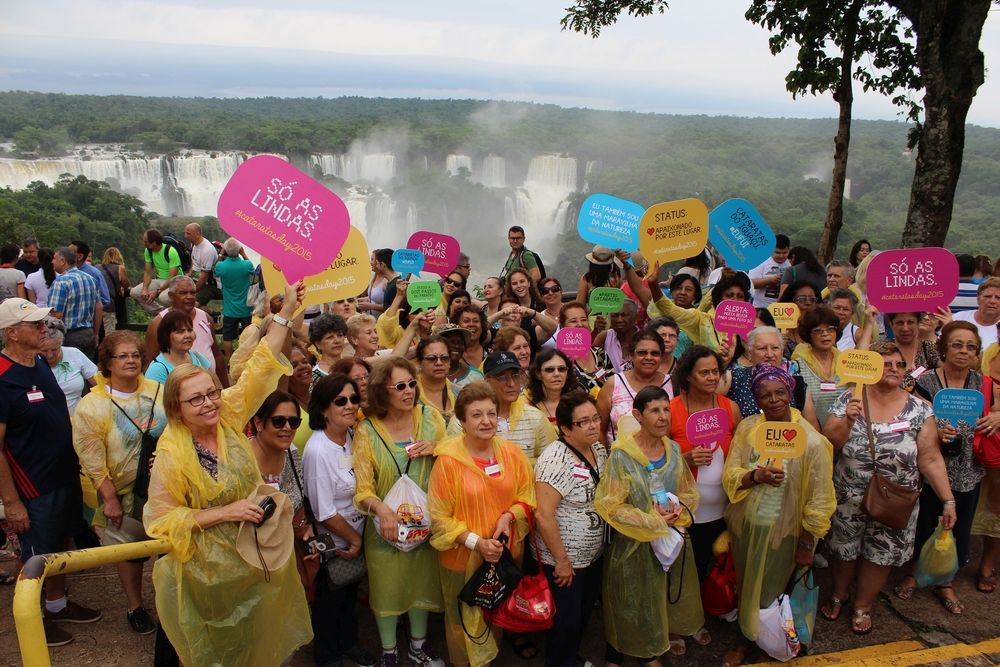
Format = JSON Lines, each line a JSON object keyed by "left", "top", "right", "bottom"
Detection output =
{"left": 213, "top": 238, "right": 256, "bottom": 360}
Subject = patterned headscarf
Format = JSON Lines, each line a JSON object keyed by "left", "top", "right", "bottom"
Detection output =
{"left": 750, "top": 362, "right": 795, "bottom": 398}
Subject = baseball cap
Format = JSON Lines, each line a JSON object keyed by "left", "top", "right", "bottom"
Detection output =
{"left": 483, "top": 350, "right": 521, "bottom": 377}
{"left": 0, "top": 298, "right": 51, "bottom": 329}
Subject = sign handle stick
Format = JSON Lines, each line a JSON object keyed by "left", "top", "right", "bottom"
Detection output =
{"left": 727, "top": 332, "right": 734, "bottom": 348}
{"left": 853, "top": 382, "right": 863, "bottom": 399}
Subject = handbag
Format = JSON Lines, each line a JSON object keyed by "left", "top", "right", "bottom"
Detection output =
{"left": 286, "top": 450, "right": 321, "bottom": 600}
{"left": 974, "top": 376, "right": 1000, "bottom": 468}
{"left": 486, "top": 502, "right": 555, "bottom": 633}
{"left": 786, "top": 567, "right": 818, "bottom": 648}
{"left": 458, "top": 535, "right": 522, "bottom": 610}
{"left": 859, "top": 388, "right": 920, "bottom": 530}
{"left": 109, "top": 384, "right": 161, "bottom": 520}
{"left": 701, "top": 551, "right": 738, "bottom": 617}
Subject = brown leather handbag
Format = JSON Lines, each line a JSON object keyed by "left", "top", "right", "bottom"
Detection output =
{"left": 859, "top": 389, "right": 921, "bottom": 530}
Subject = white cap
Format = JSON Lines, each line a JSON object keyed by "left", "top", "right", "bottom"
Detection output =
{"left": 0, "top": 298, "right": 51, "bottom": 329}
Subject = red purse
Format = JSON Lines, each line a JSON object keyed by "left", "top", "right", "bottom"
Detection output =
{"left": 486, "top": 503, "right": 555, "bottom": 633}
{"left": 700, "top": 551, "right": 738, "bottom": 617}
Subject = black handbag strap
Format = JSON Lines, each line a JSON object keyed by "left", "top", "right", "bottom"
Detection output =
{"left": 109, "top": 382, "right": 159, "bottom": 438}
{"left": 285, "top": 449, "right": 317, "bottom": 526}
{"left": 560, "top": 439, "right": 600, "bottom": 485}
{"left": 372, "top": 412, "right": 423, "bottom": 477}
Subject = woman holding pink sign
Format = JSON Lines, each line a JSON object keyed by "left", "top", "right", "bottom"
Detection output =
{"left": 559, "top": 301, "right": 612, "bottom": 395}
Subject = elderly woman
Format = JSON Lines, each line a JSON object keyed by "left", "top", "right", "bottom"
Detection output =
{"left": 143, "top": 282, "right": 311, "bottom": 666}
{"left": 332, "top": 356, "right": 372, "bottom": 405}
{"left": 528, "top": 348, "right": 580, "bottom": 424}
{"left": 822, "top": 340, "right": 955, "bottom": 635}
{"left": 303, "top": 374, "right": 373, "bottom": 667}
{"left": 894, "top": 322, "right": 984, "bottom": 611}
{"left": 828, "top": 288, "right": 863, "bottom": 351}
{"left": 310, "top": 313, "right": 349, "bottom": 383}
{"left": 40, "top": 316, "right": 96, "bottom": 415}
{"left": 559, "top": 301, "right": 612, "bottom": 394}
{"left": 597, "top": 331, "right": 672, "bottom": 444}
{"left": 414, "top": 335, "right": 456, "bottom": 423}
{"left": 791, "top": 305, "right": 844, "bottom": 426}
{"left": 648, "top": 317, "right": 680, "bottom": 378}
{"left": 721, "top": 364, "right": 835, "bottom": 666}
{"left": 493, "top": 325, "right": 533, "bottom": 370}
{"left": 534, "top": 390, "right": 607, "bottom": 667}
{"left": 145, "top": 310, "right": 211, "bottom": 385}
{"left": 353, "top": 356, "right": 447, "bottom": 667}
{"left": 596, "top": 386, "right": 698, "bottom": 667}
{"left": 429, "top": 382, "right": 536, "bottom": 667}
{"left": 884, "top": 311, "right": 940, "bottom": 391}
{"left": 594, "top": 298, "right": 639, "bottom": 374}
{"left": 73, "top": 330, "right": 165, "bottom": 635}
{"left": 347, "top": 313, "right": 381, "bottom": 361}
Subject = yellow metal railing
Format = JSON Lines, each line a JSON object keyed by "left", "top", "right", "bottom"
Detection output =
{"left": 13, "top": 539, "right": 171, "bottom": 667}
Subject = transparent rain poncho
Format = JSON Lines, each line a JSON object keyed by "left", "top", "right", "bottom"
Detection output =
{"left": 722, "top": 409, "right": 835, "bottom": 641}
{"left": 429, "top": 434, "right": 536, "bottom": 667}
{"left": 143, "top": 343, "right": 312, "bottom": 667}
{"left": 594, "top": 431, "right": 699, "bottom": 658}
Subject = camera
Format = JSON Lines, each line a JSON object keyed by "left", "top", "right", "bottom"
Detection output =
{"left": 257, "top": 496, "right": 277, "bottom": 524}
{"left": 307, "top": 533, "right": 337, "bottom": 554}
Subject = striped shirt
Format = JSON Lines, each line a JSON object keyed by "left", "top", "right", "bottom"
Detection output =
{"left": 950, "top": 280, "right": 979, "bottom": 314}
{"left": 48, "top": 268, "right": 99, "bottom": 329}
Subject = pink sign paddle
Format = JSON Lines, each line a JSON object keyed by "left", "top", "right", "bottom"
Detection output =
{"left": 407, "top": 231, "right": 461, "bottom": 276}
{"left": 218, "top": 155, "right": 351, "bottom": 284}
{"left": 685, "top": 408, "right": 731, "bottom": 447}
{"left": 714, "top": 299, "right": 757, "bottom": 346}
{"left": 866, "top": 248, "right": 958, "bottom": 314}
{"left": 556, "top": 327, "right": 592, "bottom": 360}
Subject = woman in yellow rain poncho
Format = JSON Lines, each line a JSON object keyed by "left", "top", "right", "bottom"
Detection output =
{"left": 721, "top": 364, "right": 834, "bottom": 667}
{"left": 352, "top": 355, "right": 448, "bottom": 665}
{"left": 595, "top": 385, "right": 699, "bottom": 666}
{"left": 143, "top": 283, "right": 311, "bottom": 667}
{"left": 429, "top": 382, "right": 536, "bottom": 667}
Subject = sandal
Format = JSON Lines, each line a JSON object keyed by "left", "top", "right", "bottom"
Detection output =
{"left": 506, "top": 635, "right": 538, "bottom": 660}
{"left": 693, "top": 626, "right": 712, "bottom": 646}
{"left": 894, "top": 576, "right": 917, "bottom": 601}
{"left": 978, "top": 571, "right": 997, "bottom": 594}
{"left": 668, "top": 636, "right": 686, "bottom": 656}
{"left": 820, "top": 595, "right": 848, "bottom": 621}
{"left": 851, "top": 608, "right": 873, "bottom": 635}
{"left": 934, "top": 585, "right": 964, "bottom": 614}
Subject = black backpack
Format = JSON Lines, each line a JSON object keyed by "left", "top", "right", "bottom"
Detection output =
{"left": 161, "top": 234, "right": 192, "bottom": 273}
{"left": 518, "top": 248, "right": 546, "bottom": 280}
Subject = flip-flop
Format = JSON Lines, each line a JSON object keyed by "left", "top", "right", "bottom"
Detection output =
{"left": 894, "top": 576, "right": 917, "bottom": 601}
{"left": 851, "top": 608, "right": 873, "bottom": 635}
{"left": 820, "top": 596, "right": 848, "bottom": 621}
{"left": 934, "top": 586, "right": 964, "bottom": 614}
{"left": 978, "top": 572, "right": 997, "bottom": 594}
{"left": 669, "top": 637, "right": 686, "bottom": 656}
{"left": 693, "top": 626, "right": 712, "bottom": 646}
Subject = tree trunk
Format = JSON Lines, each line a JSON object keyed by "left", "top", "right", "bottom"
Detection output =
{"left": 896, "top": 0, "right": 991, "bottom": 248}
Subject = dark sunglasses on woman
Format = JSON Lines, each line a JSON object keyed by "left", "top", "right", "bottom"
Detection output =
{"left": 269, "top": 416, "right": 303, "bottom": 429}
{"left": 333, "top": 394, "right": 362, "bottom": 407}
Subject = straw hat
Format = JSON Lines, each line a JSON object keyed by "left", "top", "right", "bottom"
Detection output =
{"left": 585, "top": 245, "right": 616, "bottom": 266}
{"left": 236, "top": 485, "right": 294, "bottom": 574}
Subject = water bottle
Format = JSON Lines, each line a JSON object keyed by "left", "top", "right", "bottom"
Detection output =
{"left": 648, "top": 463, "right": 669, "bottom": 507}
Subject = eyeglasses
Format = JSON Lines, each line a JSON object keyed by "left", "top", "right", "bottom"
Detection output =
{"left": 17, "top": 321, "right": 47, "bottom": 330}
{"left": 181, "top": 388, "right": 221, "bottom": 406}
{"left": 332, "top": 394, "right": 362, "bottom": 407}
{"left": 350, "top": 373, "right": 368, "bottom": 384}
{"left": 541, "top": 365, "right": 568, "bottom": 374}
{"left": 794, "top": 296, "right": 818, "bottom": 304}
{"left": 444, "top": 278, "right": 464, "bottom": 287}
{"left": 571, "top": 415, "right": 602, "bottom": 428}
{"left": 269, "top": 415, "right": 303, "bottom": 429}
{"left": 948, "top": 342, "right": 980, "bottom": 352}
{"left": 883, "top": 361, "right": 908, "bottom": 370}
{"left": 389, "top": 379, "right": 418, "bottom": 392}
{"left": 539, "top": 285, "right": 562, "bottom": 295}
{"left": 634, "top": 350, "right": 662, "bottom": 357}
{"left": 492, "top": 370, "right": 525, "bottom": 385}
{"left": 111, "top": 352, "right": 142, "bottom": 361}
{"left": 421, "top": 354, "right": 450, "bottom": 365}
{"left": 812, "top": 326, "right": 838, "bottom": 335}
{"left": 456, "top": 264, "right": 470, "bottom": 269}
{"left": 508, "top": 235, "right": 524, "bottom": 241}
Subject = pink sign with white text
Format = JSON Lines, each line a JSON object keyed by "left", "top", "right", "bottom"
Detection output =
{"left": 407, "top": 231, "right": 461, "bottom": 276}
{"left": 685, "top": 408, "right": 731, "bottom": 448}
{"left": 714, "top": 299, "right": 757, "bottom": 343}
{"left": 866, "top": 248, "right": 958, "bottom": 313}
{"left": 556, "top": 327, "right": 592, "bottom": 360}
{"left": 217, "top": 155, "right": 351, "bottom": 284}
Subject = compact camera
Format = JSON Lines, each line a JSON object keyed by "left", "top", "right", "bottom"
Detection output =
{"left": 257, "top": 496, "right": 277, "bottom": 524}
{"left": 307, "top": 533, "right": 337, "bottom": 554}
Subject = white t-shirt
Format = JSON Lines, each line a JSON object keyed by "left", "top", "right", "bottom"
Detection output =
{"left": 954, "top": 309, "right": 999, "bottom": 349}
{"left": 302, "top": 429, "right": 365, "bottom": 550}
{"left": 531, "top": 439, "right": 607, "bottom": 569}
{"left": 24, "top": 270, "right": 50, "bottom": 306}
{"left": 693, "top": 447, "right": 727, "bottom": 523}
{"left": 837, "top": 323, "right": 860, "bottom": 351}
{"left": 748, "top": 257, "right": 790, "bottom": 307}
{"left": 51, "top": 346, "right": 97, "bottom": 415}
{"left": 190, "top": 238, "right": 218, "bottom": 275}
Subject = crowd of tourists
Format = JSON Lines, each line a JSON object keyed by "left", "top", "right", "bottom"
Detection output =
{"left": 1, "top": 224, "right": 999, "bottom": 667}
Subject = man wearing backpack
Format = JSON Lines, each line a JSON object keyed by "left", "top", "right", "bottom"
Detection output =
{"left": 500, "top": 225, "right": 544, "bottom": 284}
{"left": 129, "top": 229, "right": 182, "bottom": 315}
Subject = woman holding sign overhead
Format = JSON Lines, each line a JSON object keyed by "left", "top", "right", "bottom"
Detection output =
{"left": 645, "top": 269, "right": 750, "bottom": 352}
{"left": 721, "top": 364, "right": 834, "bottom": 666}
{"left": 822, "top": 340, "right": 955, "bottom": 634}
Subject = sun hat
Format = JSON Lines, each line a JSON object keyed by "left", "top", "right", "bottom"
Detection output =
{"left": 0, "top": 298, "right": 51, "bottom": 329}
{"left": 235, "top": 485, "right": 294, "bottom": 576}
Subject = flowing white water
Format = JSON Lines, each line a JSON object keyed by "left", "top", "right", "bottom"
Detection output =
{"left": 445, "top": 154, "right": 472, "bottom": 177}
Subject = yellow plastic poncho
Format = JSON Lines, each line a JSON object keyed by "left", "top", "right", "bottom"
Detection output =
{"left": 143, "top": 343, "right": 312, "bottom": 667}
{"left": 428, "top": 435, "right": 536, "bottom": 667}
{"left": 376, "top": 309, "right": 405, "bottom": 349}
{"left": 446, "top": 395, "right": 557, "bottom": 467}
{"left": 417, "top": 375, "right": 456, "bottom": 425}
{"left": 594, "top": 431, "right": 699, "bottom": 658}
{"left": 722, "top": 409, "right": 835, "bottom": 641}
{"left": 73, "top": 374, "right": 166, "bottom": 526}
{"left": 650, "top": 295, "right": 721, "bottom": 350}
{"left": 353, "top": 405, "right": 447, "bottom": 617}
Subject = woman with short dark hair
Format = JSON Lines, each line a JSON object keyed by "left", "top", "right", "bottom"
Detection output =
{"left": 145, "top": 310, "right": 211, "bottom": 385}
{"left": 791, "top": 305, "right": 845, "bottom": 426}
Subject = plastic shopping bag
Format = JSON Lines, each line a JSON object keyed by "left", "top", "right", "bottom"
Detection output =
{"left": 914, "top": 520, "right": 959, "bottom": 588}
{"left": 787, "top": 568, "right": 819, "bottom": 648}
{"left": 651, "top": 527, "right": 684, "bottom": 572}
{"left": 373, "top": 474, "right": 430, "bottom": 552}
{"left": 757, "top": 595, "right": 801, "bottom": 662}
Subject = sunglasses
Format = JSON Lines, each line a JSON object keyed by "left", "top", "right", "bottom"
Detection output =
{"left": 541, "top": 365, "right": 568, "bottom": 374}
{"left": 539, "top": 284, "right": 562, "bottom": 295}
{"left": 269, "top": 415, "right": 303, "bottom": 429}
{"left": 332, "top": 394, "right": 362, "bottom": 407}
{"left": 390, "top": 379, "right": 418, "bottom": 392}
{"left": 422, "top": 354, "right": 450, "bottom": 364}
{"left": 444, "top": 277, "right": 464, "bottom": 287}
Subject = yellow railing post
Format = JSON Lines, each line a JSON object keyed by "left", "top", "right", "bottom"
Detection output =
{"left": 13, "top": 539, "right": 172, "bottom": 667}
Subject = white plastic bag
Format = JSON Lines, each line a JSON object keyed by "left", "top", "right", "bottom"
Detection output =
{"left": 651, "top": 528, "right": 684, "bottom": 572}
{"left": 756, "top": 595, "right": 801, "bottom": 661}
{"left": 373, "top": 473, "right": 430, "bottom": 552}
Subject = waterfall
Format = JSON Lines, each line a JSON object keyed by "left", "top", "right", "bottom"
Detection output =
{"left": 584, "top": 160, "right": 602, "bottom": 192}
{"left": 360, "top": 153, "right": 395, "bottom": 184}
{"left": 445, "top": 154, "right": 472, "bottom": 177}
{"left": 478, "top": 155, "right": 506, "bottom": 188}
{"left": 525, "top": 155, "right": 577, "bottom": 191}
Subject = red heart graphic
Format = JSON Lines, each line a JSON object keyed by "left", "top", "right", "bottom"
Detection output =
{"left": 646, "top": 227, "right": 655, "bottom": 236}
{"left": 782, "top": 428, "right": 797, "bottom": 441}
{"left": 784, "top": 307, "right": 794, "bottom": 317}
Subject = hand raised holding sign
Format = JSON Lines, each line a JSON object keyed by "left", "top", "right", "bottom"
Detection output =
{"left": 836, "top": 349, "right": 884, "bottom": 399}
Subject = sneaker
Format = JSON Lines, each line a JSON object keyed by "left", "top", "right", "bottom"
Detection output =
{"left": 813, "top": 552, "right": 829, "bottom": 569}
{"left": 344, "top": 645, "right": 375, "bottom": 667}
{"left": 575, "top": 658, "right": 595, "bottom": 667}
{"left": 46, "top": 600, "right": 102, "bottom": 624}
{"left": 43, "top": 619, "right": 73, "bottom": 647}
{"left": 379, "top": 650, "right": 398, "bottom": 667}
{"left": 127, "top": 606, "right": 156, "bottom": 635}
{"left": 407, "top": 643, "right": 445, "bottom": 667}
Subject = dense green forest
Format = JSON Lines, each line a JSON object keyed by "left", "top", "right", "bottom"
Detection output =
{"left": 0, "top": 91, "right": 998, "bottom": 259}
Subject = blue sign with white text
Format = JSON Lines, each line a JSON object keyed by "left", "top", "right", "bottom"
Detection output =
{"left": 708, "top": 198, "right": 775, "bottom": 271}
{"left": 577, "top": 193, "right": 643, "bottom": 252}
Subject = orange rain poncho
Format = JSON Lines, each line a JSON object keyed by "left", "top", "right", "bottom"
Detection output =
{"left": 594, "top": 431, "right": 700, "bottom": 658}
{"left": 143, "top": 343, "right": 312, "bottom": 667}
{"left": 352, "top": 405, "right": 447, "bottom": 617}
{"left": 428, "top": 434, "right": 536, "bottom": 667}
{"left": 722, "top": 409, "right": 835, "bottom": 641}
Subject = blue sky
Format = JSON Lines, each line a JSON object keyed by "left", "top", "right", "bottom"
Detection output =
{"left": 3, "top": 0, "right": 999, "bottom": 127}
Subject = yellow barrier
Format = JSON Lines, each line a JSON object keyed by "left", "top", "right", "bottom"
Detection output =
{"left": 13, "top": 539, "right": 171, "bottom": 667}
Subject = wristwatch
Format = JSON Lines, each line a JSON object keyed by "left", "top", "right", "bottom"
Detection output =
{"left": 272, "top": 314, "right": 293, "bottom": 329}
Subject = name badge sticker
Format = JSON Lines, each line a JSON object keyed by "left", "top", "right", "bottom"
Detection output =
{"left": 889, "top": 420, "right": 909, "bottom": 433}
{"left": 910, "top": 365, "right": 927, "bottom": 379}
{"left": 484, "top": 463, "right": 502, "bottom": 477}
{"left": 572, "top": 464, "right": 590, "bottom": 480}
{"left": 27, "top": 389, "right": 44, "bottom": 403}
{"left": 820, "top": 382, "right": 838, "bottom": 392}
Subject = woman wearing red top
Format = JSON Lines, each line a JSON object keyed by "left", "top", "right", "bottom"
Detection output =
{"left": 670, "top": 346, "right": 741, "bottom": 582}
